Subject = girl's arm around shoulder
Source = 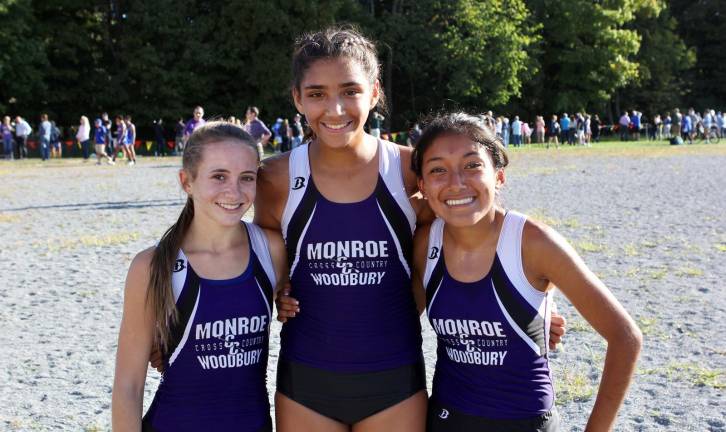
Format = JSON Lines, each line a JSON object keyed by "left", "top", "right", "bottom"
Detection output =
{"left": 112, "top": 248, "right": 157, "bottom": 431}
{"left": 398, "top": 145, "right": 436, "bottom": 226}
{"left": 261, "top": 227, "right": 289, "bottom": 293}
{"left": 254, "top": 152, "right": 290, "bottom": 231}
{"left": 522, "top": 219, "right": 643, "bottom": 431}
{"left": 411, "top": 222, "right": 433, "bottom": 315}
{"left": 262, "top": 226, "right": 299, "bottom": 323}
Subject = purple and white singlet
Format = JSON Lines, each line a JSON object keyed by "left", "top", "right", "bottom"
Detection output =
{"left": 279, "top": 140, "right": 422, "bottom": 372}
{"left": 423, "top": 212, "right": 555, "bottom": 419}
{"left": 143, "top": 222, "right": 275, "bottom": 431}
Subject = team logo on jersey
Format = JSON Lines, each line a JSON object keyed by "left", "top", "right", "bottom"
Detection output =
{"left": 173, "top": 259, "right": 186, "bottom": 272}
{"left": 428, "top": 246, "right": 440, "bottom": 259}
{"left": 438, "top": 409, "right": 449, "bottom": 420}
{"left": 292, "top": 176, "right": 306, "bottom": 190}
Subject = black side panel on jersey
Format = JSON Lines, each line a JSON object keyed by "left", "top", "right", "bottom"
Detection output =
{"left": 491, "top": 256, "right": 546, "bottom": 356}
{"left": 285, "top": 177, "right": 320, "bottom": 270}
{"left": 252, "top": 256, "right": 274, "bottom": 311}
{"left": 164, "top": 268, "right": 200, "bottom": 361}
{"left": 374, "top": 174, "right": 413, "bottom": 263}
{"left": 425, "top": 257, "right": 446, "bottom": 311}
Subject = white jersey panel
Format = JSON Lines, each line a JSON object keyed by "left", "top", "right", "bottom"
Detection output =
{"left": 281, "top": 144, "right": 311, "bottom": 240}
{"left": 244, "top": 221, "right": 277, "bottom": 288}
{"left": 423, "top": 218, "right": 445, "bottom": 288}
{"left": 495, "top": 211, "right": 549, "bottom": 317}
{"left": 378, "top": 139, "right": 416, "bottom": 232}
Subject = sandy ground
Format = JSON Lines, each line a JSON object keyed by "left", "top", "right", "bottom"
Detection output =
{"left": 0, "top": 143, "right": 724, "bottom": 431}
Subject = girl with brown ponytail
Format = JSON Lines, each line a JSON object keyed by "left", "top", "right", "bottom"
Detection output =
{"left": 112, "top": 121, "right": 287, "bottom": 432}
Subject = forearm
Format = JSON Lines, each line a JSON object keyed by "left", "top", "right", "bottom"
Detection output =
{"left": 585, "top": 335, "right": 642, "bottom": 431}
{"left": 112, "top": 386, "right": 144, "bottom": 431}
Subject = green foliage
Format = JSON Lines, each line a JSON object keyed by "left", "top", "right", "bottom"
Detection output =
{"left": 373, "top": 0, "right": 537, "bottom": 124}
{"left": 0, "top": 0, "right": 718, "bottom": 130}
{"left": 619, "top": 1, "right": 696, "bottom": 114}
{"left": 0, "top": 0, "right": 48, "bottom": 115}
{"left": 669, "top": 0, "right": 726, "bottom": 109}
{"left": 522, "top": 0, "right": 666, "bottom": 113}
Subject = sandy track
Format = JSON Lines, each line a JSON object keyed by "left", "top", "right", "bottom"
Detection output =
{"left": 1, "top": 145, "right": 724, "bottom": 431}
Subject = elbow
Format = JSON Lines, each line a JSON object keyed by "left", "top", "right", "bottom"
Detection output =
{"left": 618, "top": 322, "right": 643, "bottom": 358}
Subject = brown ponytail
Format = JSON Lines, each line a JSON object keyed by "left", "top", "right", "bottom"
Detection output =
{"left": 148, "top": 197, "right": 194, "bottom": 351}
{"left": 146, "top": 120, "right": 257, "bottom": 352}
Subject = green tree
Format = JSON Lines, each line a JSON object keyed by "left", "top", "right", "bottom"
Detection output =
{"left": 32, "top": 0, "right": 112, "bottom": 124}
{"left": 669, "top": 0, "right": 726, "bottom": 109}
{"left": 618, "top": 2, "right": 695, "bottom": 116}
{"left": 523, "top": 0, "right": 660, "bottom": 117}
{"left": 0, "top": 0, "right": 48, "bottom": 116}
{"left": 370, "top": 0, "right": 538, "bottom": 127}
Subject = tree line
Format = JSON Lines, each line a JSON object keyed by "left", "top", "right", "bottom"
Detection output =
{"left": 0, "top": 0, "right": 722, "bottom": 130}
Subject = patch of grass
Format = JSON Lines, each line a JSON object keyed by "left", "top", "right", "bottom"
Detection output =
{"left": 525, "top": 208, "right": 561, "bottom": 227}
{"left": 84, "top": 424, "right": 104, "bottom": 432}
{"left": 649, "top": 268, "right": 668, "bottom": 280}
{"left": 623, "top": 267, "right": 640, "bottom": 278}
{"left": 636, "top": 316, "right": 670, "bottom": 340}
{"left": 568, "top": 318, "right": 593, "bottom": 333}
{"left": 637, "top": 317, "right": 658, "bottom": 335}
{"left": 640, "top": 239, "right": 658, "bottom": 248}
{"left": 715, "top": 243, "right": 726, "bottom": 252}
{"left": 642, "top": 362, "right": 725, "bottom": 389}
{"left": 675, "top": 267, "right": 703, "bottom": 277}
{"left": 562, "top": 218, "right": 580, "bottom": 228}
{"left": 0, "top": 213, "right": 20, "bottom": 223}
{"left": 622, "top": 243, "right": 639, "bottom": 256}
{"left": 557, "top": 367, "right": 595, "bottom": 403}
{"left": 574, "top": 240, "right": 604, "bottom": 253}
{"left": 34, "top": 232, "right": 140, "bottom": 252}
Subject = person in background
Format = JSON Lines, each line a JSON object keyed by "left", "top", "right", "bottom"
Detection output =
{"left": 175, "top": 118, "right": 185, "bottom": 154}
{"left": 290, "top": 113, "right": 304, "bottom": 149}
{"left": 663, "top": 114, "right": 672, "bottom": 140}
{"left": 369, "top": 111, "right": 384, "bottom": 138}
{"left": 14, "top": 116, "right": 31, "bottom": 159}
{"left": 183, "top": 106, "right": 206, "bottom": 148}
{"left": 584, "top": 114, "right": 592, "bottom": 146}
{"left": 112, "top": 115, "right": 128, "bottom": 162}
{"left": 153, "top": 119, "right": 166, "bottom": 157}
{"left": 535, "top": 115, "right": 545, "bottom": 144}
{"left": 2, "top": 116, "right": 14, "bottom": 160}
{"left": 243, "top": 106, "right": 271, "bottom": 159}
{"left": 630, "top": 110, "right": 641, "bottom": 141}
{"left": 50, "top": 120, "right": 62, "bottom": 159}
{"left": 101, "top": 112, "right": 113, "bottom": 156}
{"left": 408, "top": 123, "right": 422, "bottom": 147}
{"left": 560, "top": 113, "right": 570, "bottom": 145}
{"left": 618, "top": 112, "right": 630, "bottom": 141}
{"left": 125, "top": 115, "right": 138, "bottom": 165}
{"left": 547, "top": 114, "right": 559, "bottom": 149}
{"left": 653, "top": 114, "right": 663, "bottom": 140}
{"left": 592, "top": 114, "right": 601, "bottom": 143}
{"left": 271, "top": 118, "right": 285, "bottom": 152}
{"left": 501, "top": 117, "right": 510, "bottom": 147}
{"left": 510, "top": 116, "right": 522, "bottom": 147}
{"left": 280, "top": 119, "right": 291, "bottom": 153}
{"left": 93, "top": 118, "right": 114, "bottom": 165}
{"left": 76, "top": 116, "right": 92, "bottom": 161}
{"left": 39, "top": 114, "right": 51, "bottom": 161}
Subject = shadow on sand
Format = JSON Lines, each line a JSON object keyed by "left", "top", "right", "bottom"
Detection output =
{"left": 1, "top": 198, "right": 184, "bottom": 212}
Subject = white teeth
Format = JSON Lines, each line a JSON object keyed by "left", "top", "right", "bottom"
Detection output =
{"left": 217, "top": 203, "right": 241, "bottom": 210}
{"left": 445, "top": 197, "right": 474, "bottom": 206}
{"left": 324, "top": 122, "right": 350, "bottom": 130}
